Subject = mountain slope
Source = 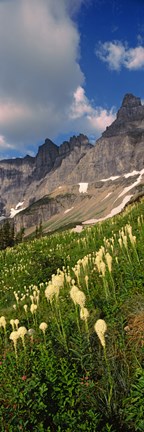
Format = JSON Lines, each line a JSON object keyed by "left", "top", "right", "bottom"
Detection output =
{"left": 0, "top": 93, "right": 144, "bottom": 232}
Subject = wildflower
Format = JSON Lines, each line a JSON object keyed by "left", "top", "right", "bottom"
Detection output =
{"left": 39, "top": 322, "right": 48, "bottom": 334}
{"left": 94, "top": 319, "right": 107, "bottom": 348}
{"left": 9, "top": 331, "right": 19, "bottom": 357}
{"left": 18, "top": 326, "right": 27, "bottom": 338}
{"left": 105, "top": 253, "right": 112, "bottom": 273}
{"left": 80, "top": 307, "right": 89, "bottom": 321}
{"left": 123, "top": 235, "right": 128, "bottom": 249}
{"left": 14, "top": 319, "right": 19, "bottom": 330}
{"left": 45, "top": 283, "right": 59, "bottom": 303}
{"left": 99, "top": 260, "right": 106, "bottom": 277}
{"left": 0, "top": 316, "right": 6, "bottom": 330}
{"left": 51, "top": 271, "right": 64, "bottom": 288}
{"left": 14, "top": 292, "right": 19, "bottom": 303}
{"left": 10, "top": 319, "right": 15, "bottom": 331}
{"left": 22, "top": 375, "right": 27, "bottom": 381}
{"left": 70, "top": 286, "right": 86, "bottom": 307}
{"left": 23, "top": 304, "right": 28, "bottom": 313}
{"left": 30, "top": 304, "right": 37, "bottom": 314}
{"left": 17, "top": 326, "right": 27, "bottom": 348}
{"left": 129, "top": 234, "right": 136, "bottom": 246}
{"left": 118, "top": 238, "right": 123, "bottom": 248}
{"left": 65, "top": 274, "right": 71, "bottom": 283}
{"left": 85, "top": 275, "right": 89, "bottom": 288}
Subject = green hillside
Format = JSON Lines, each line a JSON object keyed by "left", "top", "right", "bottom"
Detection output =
{"left": 0, "top": 199, "right": 144, "bottom": 431}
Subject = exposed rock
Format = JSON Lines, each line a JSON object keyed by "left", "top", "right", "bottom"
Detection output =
{"left": 0, "top": 134, "right": 92, "bottom": 216}
{"left": 102, "top": 93, "right": 144, "bottom": 137}
{"left": 0, "top": 93, "right": 144, "bottom": 231}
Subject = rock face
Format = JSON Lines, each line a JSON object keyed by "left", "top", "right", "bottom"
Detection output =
{"left": 66, "top": 93, "right": 144, "bottom": 183}
{"left": 102, "top": 93, "right": 144, "bottom": 137}
{"left": 0, "top": 93, "right": 144, "bottom": 229}
{"left": 0, "top": 134, "right": 92, "bottom": 216}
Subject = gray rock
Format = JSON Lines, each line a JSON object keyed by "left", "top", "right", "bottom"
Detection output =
{"left": 0, "top": 93, "right": 144, "bottom": 229}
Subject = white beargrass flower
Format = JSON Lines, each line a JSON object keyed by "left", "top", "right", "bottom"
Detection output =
{"left": 70, "top": 286, "right": 86, "bottom": 307}
{"left": 14, "top": 291, "right": 19, "bottom": 303}
{"left": 39, "top": 322, "right": 48, "bottom": 334}
{"left": 94, "top": 319, "right": 107, "bottom": 348}
{"left": 10, "top": 319, "right": 15, "bottom": 330}
{"left": 9, "top": 330, "right": 19, "bottom": 357}
{"left": 80, "top": 307, "right": 89, "bottom": 321}
{"left": 0, "top": 316, "right": 6, "bottom": 330}
{"left": 45, "top": 283, "right": 59, "bottom": 303}
{"left": 123, "top": 235, "right": 128, "bottom": 249}
{"left": 95, "top": 254, "right": 102, "bottom": 273}
{"left": 99, "top": 260, "right": 106, "bottom": 277}
{"left": 70, "top": 285, "right": 79, "bottom": 304}
{"left": 51, "top": 271, "right": 64, "bottom": 288}
{"left": 65, "top": 274, "right": 71, "bottom": 283}
{"left": 105, "top": 252, "right": 112, "bottom": 273}
{"left": 18, "top": 326, "right": 27, "bottom": 348}
{"left": 18, "top": 326, "right": 27, "bottom": 338}
{"left": 23, "top": 304, "right": 28, "bottom": 313}
{"left": 10, "top": 330, "right": 19, "bottom": 343}
{"left": 14, "top": 319, "right": 19, "bottom": 330}
{"left": 118, "top": 238, "right": 122, "bottom": 248}
{"left": 30, "top": 303, "right": 37, "bottom": 314}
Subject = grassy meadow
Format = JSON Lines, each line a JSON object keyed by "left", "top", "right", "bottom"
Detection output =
{"left": 0, "top": 198, "right": 144, "bottom": 431}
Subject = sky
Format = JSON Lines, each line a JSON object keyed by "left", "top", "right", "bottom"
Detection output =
{"left": 0, "top": 0, "right": 144, "bottom": 159}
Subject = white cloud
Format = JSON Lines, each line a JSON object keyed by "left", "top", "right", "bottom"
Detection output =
{"left": 0, "top": 0, "right": 85, "bottom": 152}
{"left": 69, "top": 86, "right": 116, "bottom": 136}
{"left": 0, "top": 0, "right": 116, "bottom": 156}
{"left": 96, "top": 40, "right": 144, "bottom": 71}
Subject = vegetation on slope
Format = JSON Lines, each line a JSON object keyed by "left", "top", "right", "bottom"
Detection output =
{"left": 0, "top": 199, "right": 144, "bottom": 431}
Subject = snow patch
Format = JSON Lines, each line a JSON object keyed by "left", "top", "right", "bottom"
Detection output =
{"left": 79, "top": 183, "right": 88, "bottom": 193}
{"left": 64, "top": 207, "right": 74, "bottom": 214}
{"left": 102, "top": 192, "right": 112, "bottom": 201}
{"left": 15, "top": 201, "right": 24, "bottom": 210}
{"left": 58, "top": 186, "right": 62, "bottom": 189}
{"left": 118, "top": 168, "right": 144, "bottom": 198}
{"left": 101, "top": 175, "right": 120, "bottom": 182}
{"left": 124, "top": 170, "right": 139, "bottom": 178}
{"left": 83, "top": 195, "right": 133, "bottom": 225}
{"left": 10, "top": 201, "right": 25, "bottom": 218}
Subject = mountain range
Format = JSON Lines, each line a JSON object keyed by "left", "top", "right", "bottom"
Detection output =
{"left": 0, "top": 93, "right": 144, "bottom": 234}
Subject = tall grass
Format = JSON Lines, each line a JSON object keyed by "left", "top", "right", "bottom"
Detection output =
{"left": 0, "top": 198, "right": 144, "bottom": 431}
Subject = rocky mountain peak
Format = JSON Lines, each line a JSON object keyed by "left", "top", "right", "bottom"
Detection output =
{"left": 36, "top": 138, "right": 58, "bottom": 156}
{"left": 102, "top": 93, "right": 144, "bottom": 137}
{"left": 121, "top": 93, "right": 141, "bottom": 108}
{"left": 69, "top": 134, "right": 89, "bottom": 146}
{"left": 117, "top": 93, "right": 144, "bottom": 121}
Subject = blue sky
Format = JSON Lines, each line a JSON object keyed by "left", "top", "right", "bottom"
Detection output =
{"left": 0, "top": 0, "right": 144, "bottom": 159}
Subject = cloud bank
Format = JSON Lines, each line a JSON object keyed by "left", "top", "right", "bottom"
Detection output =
{"left": 69, "top": 86, "right": 116, "bottom": 135}
{"left": 0, "top": 0, "right": 115, "bottom": 155}
{"left": 96, "top": 40, "right": 144, "bottom": 71}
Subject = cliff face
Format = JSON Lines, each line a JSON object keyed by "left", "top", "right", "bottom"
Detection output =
{"left": 67, "top": 94, "right": 144, "bottom": 183}
{"left": 0, "top": 93, "right": 144, "bottom": 229}
{"left": 0, "top": 134, "right": 93, "bottom": 216}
